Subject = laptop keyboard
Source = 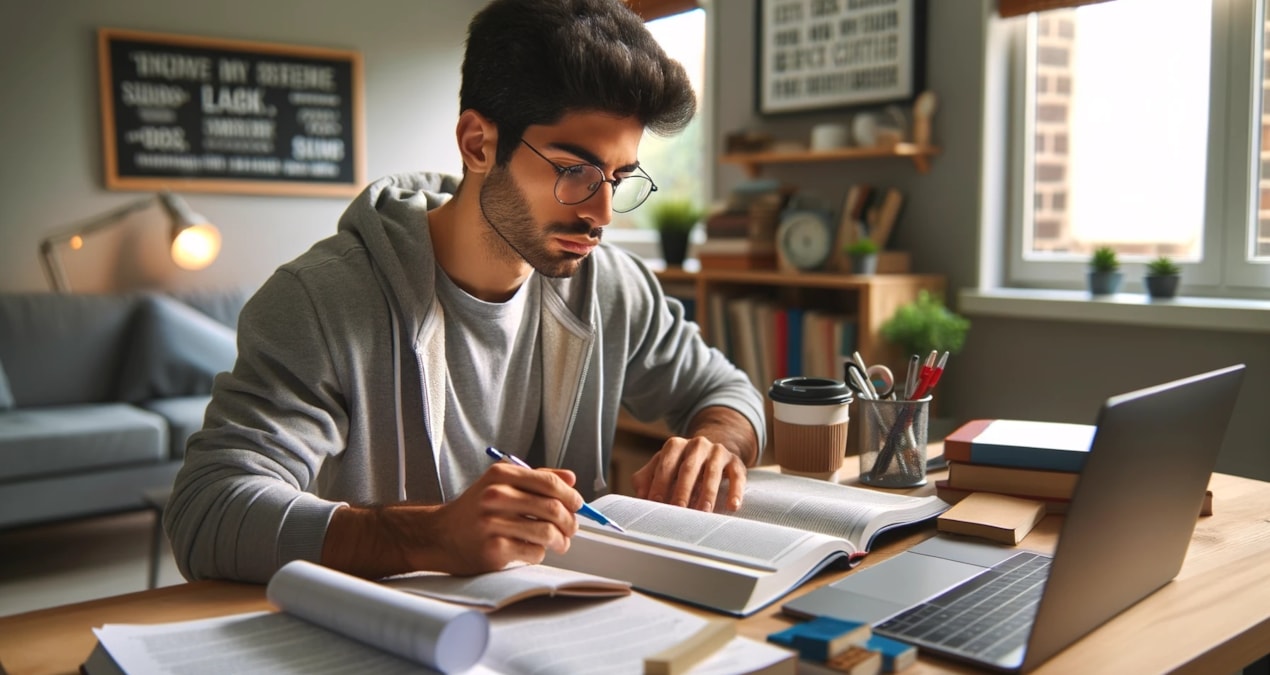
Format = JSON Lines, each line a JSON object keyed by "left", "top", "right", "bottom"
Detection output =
{"left": 874, "top": 551, "right": 1051, "bottom": 665}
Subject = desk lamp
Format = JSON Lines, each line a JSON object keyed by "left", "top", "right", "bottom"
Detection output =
{"left": 38, "top": 192, "right": 221, "bottom": 292}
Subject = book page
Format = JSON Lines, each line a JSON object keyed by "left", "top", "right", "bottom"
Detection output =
{"left": 383, "top": 563, "right": 631, "bottom": 609}
{"left": 728, "top": 471, "right": 949, "bottom": 549}
{"left": 589, "top": 493, "right": 839, "bottom": 567}
{"left": 483, "top": 593, "right": 792, "bottom": 674}
{"left": 91, "top": 611, "right": 502, "bottom": 674}
{"left": 266, "top": 560, "right": 488, "bottom": 672}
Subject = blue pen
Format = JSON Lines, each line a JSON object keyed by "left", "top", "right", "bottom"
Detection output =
{"left": 484, "top": 447, "right": 625, "bottom": 533}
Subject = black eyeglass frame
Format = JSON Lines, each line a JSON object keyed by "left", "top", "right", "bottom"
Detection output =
{"left": 519, "top": 139, "right": 658, "bottom": 213}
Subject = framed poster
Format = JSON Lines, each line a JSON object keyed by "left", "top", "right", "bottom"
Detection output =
{"left": 757, "top": 0, "right": 926, "bottom": 115}
{"left": 99, "top": 28, "right": 366, "bottom": 196}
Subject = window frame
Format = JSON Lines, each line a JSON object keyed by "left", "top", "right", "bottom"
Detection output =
{"left": 1002, "top": 0, "right": 1270, "bottom": 299}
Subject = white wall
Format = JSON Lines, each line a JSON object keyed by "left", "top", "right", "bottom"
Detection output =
{"left": 0, "top": 0, "right": 484, "bottom": 293}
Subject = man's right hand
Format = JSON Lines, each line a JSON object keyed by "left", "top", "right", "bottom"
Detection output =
{"left": 321, "top": 462, "right": 584, "bottom": 579}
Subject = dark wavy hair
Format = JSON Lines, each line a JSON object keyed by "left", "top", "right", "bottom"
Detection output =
{"left": 461, "top": 0, "right": 697, "bottom": 165}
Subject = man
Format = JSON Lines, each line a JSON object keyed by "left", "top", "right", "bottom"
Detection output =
{"left": 165, "top": 0, "right": 764, "bottom": 584}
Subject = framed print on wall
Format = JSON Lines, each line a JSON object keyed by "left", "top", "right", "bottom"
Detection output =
{"left": 757, "top": 0, "right": 926, "bottom": 115}
{"left": 99, "top": 28, "right": 366, "bottom": 197}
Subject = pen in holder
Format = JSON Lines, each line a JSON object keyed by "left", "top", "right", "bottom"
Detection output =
{"left": 859, "top": 396, "right": 931, "bottom": 488}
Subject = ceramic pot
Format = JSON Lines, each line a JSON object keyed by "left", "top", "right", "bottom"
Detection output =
{"left": 1145, "top": 274, "right": 1180, "bottom": 299}
{"left": 1087, "top": 270, "right": 1122, "bottom": 295}
{"left": 659, "top": 230, "right": 690, "bottom": 267}
{"left": 849, "top": 253, "right": 878, "bottom": 275}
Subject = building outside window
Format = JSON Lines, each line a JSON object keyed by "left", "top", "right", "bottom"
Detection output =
{"left": 1008, "top": 0, "right": 1270, "bottom": 296}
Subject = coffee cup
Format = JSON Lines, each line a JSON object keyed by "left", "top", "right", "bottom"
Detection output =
{"left": 768, "top": 377, "right": 853, "bottom": 480}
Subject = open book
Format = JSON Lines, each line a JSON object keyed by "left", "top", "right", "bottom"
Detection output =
{"left": 84, "top": 560, "right": 794, "bottom": 674}
{"left": 384, "top": 563, "right": 631, "bottom": 610}
{"left": 544, "top": 470, "right": 949, "bottom": 616}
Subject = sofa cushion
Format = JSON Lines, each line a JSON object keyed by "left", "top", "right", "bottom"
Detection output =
{"left": 0, "top": 403, "right": 167, "bottom": 482}
{"left": 140, "top": 395, "right": 211, "bottom": 459}
{"left": 117, "top": 294, "right": 237, "bottom": 403}
{"left": 166, "top": 286, "right": 252, "bottom": 330}
{"left": 0, "top": 293, "right": 137, "bottom": 406}
{"left": 0, "top": 359, "right": 13, "bottom": 410}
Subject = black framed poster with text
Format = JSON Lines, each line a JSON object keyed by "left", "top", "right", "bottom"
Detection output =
{"left": 758, "top": 0, "right": 926, "bottom": 115}
{"left": 99, "top": 28, "right": 365, "bottom": 196}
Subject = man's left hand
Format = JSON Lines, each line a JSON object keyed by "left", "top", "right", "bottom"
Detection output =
{"left": 631, "top": 406, "right": 758, "bottom": 512}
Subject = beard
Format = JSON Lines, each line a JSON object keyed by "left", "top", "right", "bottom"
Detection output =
{"left": 478, "top": 165, "right": 603, "bottom": 279}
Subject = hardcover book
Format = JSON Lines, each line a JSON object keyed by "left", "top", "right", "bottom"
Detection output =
{"left": 544, "top": 471, "right": 949, "bottom": 616}
{"left": 944, "top": 419, "right": 1096, "bottom": 472}
{"left": 936, "top": 491, "right": 1047, "bottom": 544}
{"left": 945, "top": 460, "right": 1080, "bottom": 501}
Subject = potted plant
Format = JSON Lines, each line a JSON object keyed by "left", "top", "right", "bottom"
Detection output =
{"left": 1144, "top": 255, "right": 1181, "bottom": 299}
{"left": 880, "top": 290, "right": 971, "bottom": 360}
{"left": 1087, "top": 246, "right": 1122, "bottom": 295}
{"left": 844, "top": 237, "right": 880, "bottom": 275}
{"left": 650, "top": 198, "right": 700, "bottom": 267}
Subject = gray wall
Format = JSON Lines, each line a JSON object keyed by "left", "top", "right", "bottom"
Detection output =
{"left": 710, "top": 0, "right": 1268, "bottom": 481}
{"left": 1, "top": 1, "right": 1265, "bottom": 479}
{"left": 0, "top": 0, "right": 483, "bottom": 294}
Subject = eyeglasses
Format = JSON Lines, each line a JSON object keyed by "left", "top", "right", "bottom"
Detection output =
{"left": 520, "top": 139, "right": 657, "bottom": 213}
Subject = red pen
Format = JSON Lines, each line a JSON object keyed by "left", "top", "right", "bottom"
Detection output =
{"left": 914, "top": 351, "right": 949, "bottom": 399}
{"left": 910, "top": 350, "right": 937, "bottom": 400}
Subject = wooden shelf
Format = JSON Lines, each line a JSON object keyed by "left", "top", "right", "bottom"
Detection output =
{"left": 720, "top": 143, "right": 940, "bottom": 177}
{"left": 616, "top": 269, "right": 946, "bottom": 444}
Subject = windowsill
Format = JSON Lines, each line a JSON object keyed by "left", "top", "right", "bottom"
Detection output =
{"left": 959, "top": 288, "right": 1270, "bottom": 334}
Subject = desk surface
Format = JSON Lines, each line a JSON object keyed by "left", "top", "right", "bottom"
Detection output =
{"left": 4, "top": 463, "right": 1270, "bottom": 675}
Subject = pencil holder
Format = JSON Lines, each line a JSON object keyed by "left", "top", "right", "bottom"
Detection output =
{"left": 858, "top": 396, "right": 931, "bottom": 488}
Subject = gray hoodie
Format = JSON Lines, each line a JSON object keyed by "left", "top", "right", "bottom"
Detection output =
{"left": 164, "top": 172, "right": 766, "bottom": 583}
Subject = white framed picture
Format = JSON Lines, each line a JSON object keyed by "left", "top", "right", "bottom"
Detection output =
{"left": 757, "top": 0, "right": 926, "bottom": 114}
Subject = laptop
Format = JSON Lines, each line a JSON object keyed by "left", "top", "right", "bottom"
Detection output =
{"left": 783, "top": 365, "right": 1245, "bottom": 672}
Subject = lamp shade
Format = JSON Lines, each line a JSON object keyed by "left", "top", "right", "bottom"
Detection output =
{"left": 160, "top": 192, "right": 221, "bottom": 271}
{"left": 39, "top": 192, "right": 222, "bottom": 292}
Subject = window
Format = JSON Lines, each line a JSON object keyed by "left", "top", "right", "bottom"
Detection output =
{"left": 1007, "top": 0, "right": 1270, "bottom": 296}
{"left": 606, "top": 8, "right": 708, "bottom": 261}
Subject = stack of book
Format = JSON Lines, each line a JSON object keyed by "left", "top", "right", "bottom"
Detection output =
{"left": 768, "top": 616, "right": 917, "bottom": 674}
{"left": 938, "top": 418, "right": 1215, "bottom": 516}
{"left": 936, "top": 419, "right": 1097, "bottom": 514}
{"left": 696, "top": 179, "right": 786, "bottom": 270}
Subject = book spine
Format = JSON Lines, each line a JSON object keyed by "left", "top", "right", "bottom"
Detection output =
{"left": 946, "top": 462, "right": 1079, "bottom": 500}
{"left": 969, "top": 442, "right": 1088, "bottom": 473}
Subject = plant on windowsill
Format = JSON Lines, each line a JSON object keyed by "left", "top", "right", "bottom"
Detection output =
{"left": 844, "top": 237, "right": 880, "bottom": 275}
{"left": 651, "top": 198, "right": 701, "bottom": 268}
{"left": 1144, "top": 255, "right": 1182, "bottom": 300}
{"left": 1087, "top": 246, "right": 1122, "bottom": 296}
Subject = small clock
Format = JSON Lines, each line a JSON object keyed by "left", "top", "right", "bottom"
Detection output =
{"left": 776, "top": 210, "right": 835, "bottom": 272}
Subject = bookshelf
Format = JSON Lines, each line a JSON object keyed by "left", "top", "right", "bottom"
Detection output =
{"left": 668, "top": 269, "right": 944, "bottom": 369}
{"left": 617, "top": 269, "right": 946, "bottom": 441}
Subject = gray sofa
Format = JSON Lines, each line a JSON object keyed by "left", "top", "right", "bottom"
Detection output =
{"left": 0, "top": 289, "right": 246, "bottom": 530}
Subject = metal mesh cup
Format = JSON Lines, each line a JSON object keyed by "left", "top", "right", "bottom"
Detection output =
{"left": 858, "top": 396, "right": 931, "bottom": 488}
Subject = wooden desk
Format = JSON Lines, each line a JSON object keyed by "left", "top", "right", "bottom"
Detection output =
{"left": 3, "top": 469, "right": 1269, "bottom": 675}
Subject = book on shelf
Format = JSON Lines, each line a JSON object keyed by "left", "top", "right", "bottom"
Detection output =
{"left": 726, "top": 295, "right": 766, "bottom": 391}
{"left": 83, "top": 560, "right": 793, "bottom": 674}
{"left": 945, "top": 460, "right": 1080, "bottom": 501}
{"left": 543, "top": 470, "right": 950, "bottom": 617}
{"left": 936, "top": 491, "right": 1046, "bottom": 545}
{"left": 384, "top": 562, "right": 630, "bottom": 610}
{"left": 943, "top": 418, "right": 1096, "bottom": 472}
